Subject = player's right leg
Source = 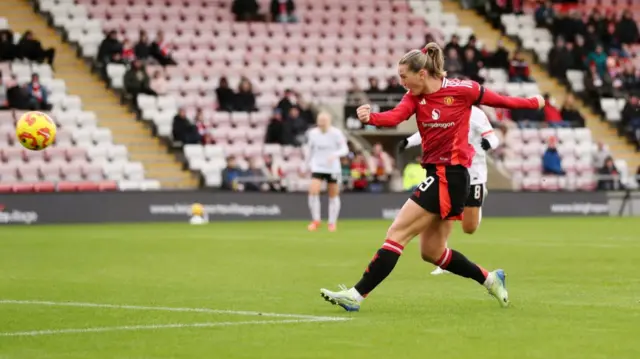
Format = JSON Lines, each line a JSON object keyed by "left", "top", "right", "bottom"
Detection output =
{"left": 326, "top": 179, "right": 341, "bottom": 232}
{"left": 320, "top": 199, "right": 437, "bottom": 312}
{"left": 307, "top": 175, "right": 323, "bottom": 231}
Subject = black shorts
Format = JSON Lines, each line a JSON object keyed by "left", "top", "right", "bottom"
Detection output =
{"left": 311, "top": 172, "right": 339, "bottom": 184}
{"left": 465, "top": 183, "right": 486, "bottom": 207}
{"left": 410, "top": 164, "right": 470, "bottom": 220}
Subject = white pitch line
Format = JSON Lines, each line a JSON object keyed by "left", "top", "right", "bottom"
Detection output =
{"left": 0, "top": 299, "right": 349, "bottom": 322}
{"left": 0, "top": 319, "right": 334, "bottom": 338}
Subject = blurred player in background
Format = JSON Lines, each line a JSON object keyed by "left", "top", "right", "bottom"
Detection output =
{"left": 306, "top": 112, "right": 349, "bottom": 232}
{"left": 320, "top": 43, "right": 544, "bottom": 312}
{"left": 190, "top": 203, "right": 208, "bottom": 225}
{"left": 399, "top": 106, "right": 500, "bottom": 275}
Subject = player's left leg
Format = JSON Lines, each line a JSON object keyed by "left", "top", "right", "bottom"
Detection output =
{"left": 327, "top": 179, "right": 341, "bottom": 232}
{"left": 461, "top": 183, "right": 486, "bottom": 234}
{"left": 307, "top": 176, "right": 323, "bottom": 231}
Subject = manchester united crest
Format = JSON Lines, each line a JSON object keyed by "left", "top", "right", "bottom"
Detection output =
{"left": 444, "top": 96, "right": 455, "bottom": 106}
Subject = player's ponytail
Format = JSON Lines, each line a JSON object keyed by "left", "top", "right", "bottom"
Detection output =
{"left": 422, "top": 42, "right": 446, "bottom": 78}
{"left": 398, "top": 42, "right": 447, "bottom": 78}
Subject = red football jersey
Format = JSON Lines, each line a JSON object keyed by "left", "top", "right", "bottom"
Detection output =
{"left": 368, "top": 78, "right": 539, "bottom": 167}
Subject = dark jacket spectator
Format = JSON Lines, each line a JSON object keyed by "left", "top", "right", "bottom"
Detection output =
{"left": 221, "top": 157, "right": 243, "bottom": 190}
{"left": 444, "top": 35, "right": 463, "bottom": 60}
{"left": 621, "top": 96, "right": 640, "bottom": 145}
{"left": 560, "top": 94, "right": 585, "bottom": 128}
{"left": 270, "top": 0, "right": 296, "bottom": 23}
{"left": 385, "top": 77, "right": 405, "bottom": 95}
{"left": 534, "top": 0, "right": 554, "bottom": 29}
{"left": 26, "top": 74, "right": 51, "bottom": 111}
{"left": 17, "top": 31, "right": 55, "bottom": 65}
{"left": 542, "top": 137, "right": 565, "bottom": 175}
{"left": 232, "top": 0, "right": 262, "bottom": 22}
{"left": 234, "top": 78, "right": 257, "bottom": 112}
{"left": 509, "top": 51, "right": 531, "bottom": 82}
{"left": 241, "top": 159, "right": 269, "bottom": 191}
{"left": 462, "top": 48, "right": 484, "bottom": 84}
{"left": 171, "top": 108, "right": 201, "bottom": 144}
{"left": 5, "top": 77, "right": 33, "bottom": 110}
{"left": 97, "top": 30, "right": 122, "bottom": 65}
{"left": 124, "top": 60, "right": 156, "bottom": 97}
{"left": 491, "top": 40, "right": 510, "bottom": 70}
{"left": 597, "top": 157, "right": 621, "bottom": 191}
{"left": 215, "top": 77, "right": 235, "bottom": 111}
{"left": 282, "top": 106, "right": 307, "bottom": 146}
{"left": 150, "top": 31, "right": 176, "bottom": 66}
{"left": 572, "top": 36, "right": 587, "bottom": 70}
{"left": 444, "top": 48, "right": 463, "bottom": 78}
{"left": 464, "top": 35, "right": 482, "bottom": 63}
{"left": 134, "top": 31, "right": 152, "bottom": 61}
{"left": 616, "top": 10, "right": 639, "bottom": 45}
{"left": 265, "top": 109, "right": 284, "bottom": 144}
{"left": 620, "top": 63, "right": 640, "bottom": 95}
{"left": 0, "top": 30, "right": 17, "bottom": 61}
{"left": 276, "top": 89, "right": 296, "bottom": 115}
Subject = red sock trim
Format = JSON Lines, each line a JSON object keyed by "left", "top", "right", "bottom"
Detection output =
{"left": 436, "top": 248, "right": 452, "bottom": 268}
{"left": 478, "top": 265, "right": 489, "bottom": 279}
{"left": 381, "top": 239, "right": 404, "bottom": 255}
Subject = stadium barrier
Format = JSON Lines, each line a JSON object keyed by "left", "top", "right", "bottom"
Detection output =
{"left": 0, "top": 190, "right": 623, "bottom": 225}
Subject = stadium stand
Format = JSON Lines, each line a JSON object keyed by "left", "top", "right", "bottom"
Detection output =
{"left": 0, "top": 19, "right": 160, "bottom": 193}
{"left": 488, "top": 0, "right": 640, "bottom": 190}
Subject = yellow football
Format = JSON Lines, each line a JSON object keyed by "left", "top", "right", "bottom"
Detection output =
{"left": 15, "top": 111, "right": 57, "bottom": 151}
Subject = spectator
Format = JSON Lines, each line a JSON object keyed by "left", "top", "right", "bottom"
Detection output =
{"left": 134, "top": 31, "right": 152, "bottom": 61}
{"left": 620, "top": 63, "right": 639, "bottom": 95}
{"left": 17, "top": 31, "right": 55, "bottom": 65}
{"left": 597, "top": 157, "right": 621, "bottom": 191}
{"left": 215, "top": 77, "right": 235, "bottom": 112}
{"left": 270, "top": 0, "right": 296, "bottom": 23}
{"left": 265, "top": 109, "right": 284, "bottom": 145}
{"left": 150, "top": 31, "right": 176, "bottom": 66}
{"left": 560, "top": 94, "right": 585, "bottom": 127}
{"left": 462, "top": 47, "right": 484, "bottom": 83}
{"left": 232, "top": 0, "right": 263, "bottom": 22}
{"left": 171, "top": 108, "right": 201, "bottom": 144}
{"left": 616, "top": 10, "right": 639, "bottom": 45}
{"left": 444, "top": 48, "right": 463, "bottom": 78}
{"left": 584, "top": 62, "right": 611, "bottom": 98}
{"left": 0, "top": 72, "right": 8, "bottom": 109}
{"left": 0, "top": 30, "right": 17, "bottom": 61}
{"left": 543, "top": 94, "right": 569, "bottom": 128}
{"left": 97, "top": 30, "right": 122, "bottom": 65}
{"left": 283, "top": 106, "right": 307, "bottom": 146}
{"left": 124, "top": 60, "right": 156, "bottom": 98}
{"left": 346, "top": 79, "right": 368, "bottom": 106}
{"left": 234, "top": 78, "right": 257, "bottom": 112}
{"left": 402, "top": 156, "right": 424, "bottom": 191}
{"left": 621, "top": 95, "right": 640, "bottom": 147}
{"left": 26, "top": 73, "right": 51, "bottom": 111}
{"left": 369, "top": 142, "right": 393, "bottom": 185}
{"left": 340, "top": 157, "right": 352, "bottom": 189}
{"left": 365, "top": 77, "right": 383, "bottom": 98}
{"left": 350, "top": 153, "right": 369, "bottom": 192}
{"left": 542, "top": 136, "right": 565, "bottom": 175}
{"left": 491, "top": 40, "right": 510, "bottom": 70}
{"left": 592, "top": 141, "right": 611, "bottom": 169}
{"left": 636, "top": 165, "right": 640, "bottom": 186}
{"left": 572, "top": 35, "right": 587, "bottom": 70}
{"left": 221, "top": 156, "right": 243, "bottom": 191}
{"left": 297, "top": 97, "right": 316, "bottom": 127}
{"left": 121, "top": 39, "right": 135, "bottom": 63}
{"left": 548, "top": 37, "right": 570, "bottom": 79}
{"left": 150, "top": 70, "right": 168, "bottom": 95}
{"left": 194, "top": 109, "right": 212, "bottom": 144}
{"left": 241, "top": 158, "right": 270, "bottom": 192}
{"left": 534, "top": 0, "right": 554, "bottom": 29}
{"left": 385, "top": 77, "right": 405, "bottom": 95}
{"left": 276, "top": 88, "right": 297, "bottom": 116}
{"left": 585, "top": 44, "right": 607, "bottom": 78}
{"left": 444, "top": 34, "right": 463, "bottom": 60}
{"left": 464, "top": 35, "right": 482, "bottom": 63}
{"left": 264, "top": 154, "right": 285, "bottom": 191}
{"left": 583, "top": 24, "right": 599, "bottom": 53}
{"left": 509, "top": 50, "right": 532, "bottom": 82}
{"left": 5, "top": 76, "right": 32, "bottom": 110}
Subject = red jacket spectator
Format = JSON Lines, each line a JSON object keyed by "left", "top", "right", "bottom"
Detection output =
{"left": 350, "top": 156, "right": 369, "bottom": 191}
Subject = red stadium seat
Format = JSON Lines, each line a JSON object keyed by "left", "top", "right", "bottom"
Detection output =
{"left": 76, "top": 181, "right": 100, "bottom": 192}
{"left": 13, "top": 183, "right": 35, "bottom": 193}
{"left": 57, "top": 181, "right": 79, "bottom": 192}
{"left": 0, "top": 184, "right": 14, "bottom": 193}
{"left": 34, "top": 182, "right": 56, "bottom": 193}
{"left": 98, "top": 181, "right": 118, "bottom": 191}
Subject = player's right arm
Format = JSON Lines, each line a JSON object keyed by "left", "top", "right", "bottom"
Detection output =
{"left": 357, "top": 93, "right": 417, "bottom": 127}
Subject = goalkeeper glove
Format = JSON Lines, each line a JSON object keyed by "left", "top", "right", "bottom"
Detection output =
{"left": 396, "top": 138, "right": 409, "bottom": 154}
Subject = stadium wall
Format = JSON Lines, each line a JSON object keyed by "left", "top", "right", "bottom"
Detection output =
{"left": 0, "top": 191, "right": 632, "bottom": 225}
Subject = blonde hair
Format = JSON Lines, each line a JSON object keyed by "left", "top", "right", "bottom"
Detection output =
{"left": 398, "top": 42, "right": 447, "bottom": 78}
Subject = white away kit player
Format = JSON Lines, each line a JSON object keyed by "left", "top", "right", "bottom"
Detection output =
{"left": 305, "top": 112, "right": 349, "bottom": 232}
{"left": 398, "top": 106, "right": 500, "bottom": 275}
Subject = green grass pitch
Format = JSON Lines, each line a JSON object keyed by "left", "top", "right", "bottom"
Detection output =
{"left": 0, "top": 218, "right": 638, "bottom": 359}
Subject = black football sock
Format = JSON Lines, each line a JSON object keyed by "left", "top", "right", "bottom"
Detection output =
{"left": 436, "top": 248, "right": 488, "bottom": 285}
{"left": 354, "top": 239, "right": 404, "bottom": 297}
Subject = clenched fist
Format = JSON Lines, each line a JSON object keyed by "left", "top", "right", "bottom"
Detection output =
{"left": 356, "top": 104, "right": 371, "bottom": 123}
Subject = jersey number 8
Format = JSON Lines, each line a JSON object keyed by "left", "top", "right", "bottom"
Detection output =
{"left": 418, "top": 176, "right": 435, "bottom": 192}
{"left": 474, "top": 185, "right": 482, "bottom": 200}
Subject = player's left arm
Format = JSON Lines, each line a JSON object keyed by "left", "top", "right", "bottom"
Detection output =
{"left": 464, "top": 81, "right": 543, "bottom": 110}
{"left": 473, "top": 109, "right": 500, "bottom": 151}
